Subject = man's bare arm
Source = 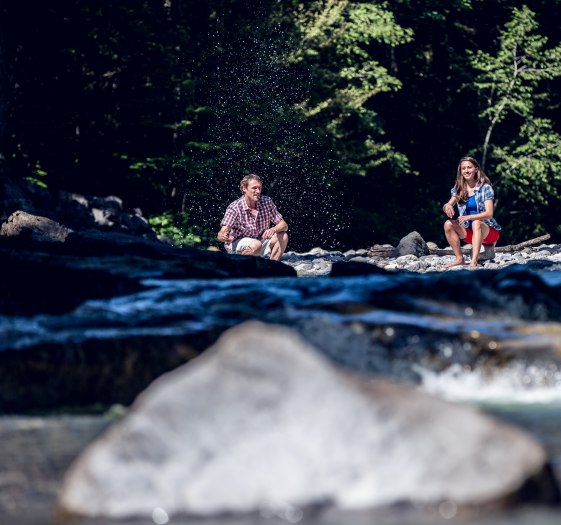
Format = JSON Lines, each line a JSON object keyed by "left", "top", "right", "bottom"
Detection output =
{"left": 262, "top": 219, "right": 288, "bottom": 239}
{"left": 217, "top": 225, "right": 233, "bottom": 243}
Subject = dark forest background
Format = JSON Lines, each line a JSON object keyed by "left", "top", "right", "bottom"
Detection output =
{"left": 1, "top": 0, "right": 561, "bottom": 252}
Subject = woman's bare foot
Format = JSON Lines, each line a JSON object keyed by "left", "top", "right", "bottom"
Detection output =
{"left": 469, "top": 261, "right": 479, "bottom": 268}
{"left": 445, "top": 258, "right": 465, "bottom": 269}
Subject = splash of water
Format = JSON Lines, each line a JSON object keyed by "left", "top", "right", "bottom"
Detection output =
{"left": 415, "top": 362, "right": 561, "bottom": 405}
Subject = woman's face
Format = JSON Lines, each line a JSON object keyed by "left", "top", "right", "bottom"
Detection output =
{"left": 460, "top": 161, "right": 477, "bottom": 182}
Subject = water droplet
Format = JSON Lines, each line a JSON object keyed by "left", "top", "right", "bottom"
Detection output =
{"left": 438, "top": 499, "right": 458, "bottom": 519}
{"left": 152, "top": 507, "right": 169, "bottom": 525}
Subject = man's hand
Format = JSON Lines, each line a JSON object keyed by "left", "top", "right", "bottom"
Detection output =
{"left": 262, "top": 220, "right": 287, "bottom": 240}
{"left": 217, "top": 227, "right": 233, "bottom": 243}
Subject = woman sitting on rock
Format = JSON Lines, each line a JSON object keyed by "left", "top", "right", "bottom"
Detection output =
{"left": 442, "top": 156, "right": 501, "bottom": 268}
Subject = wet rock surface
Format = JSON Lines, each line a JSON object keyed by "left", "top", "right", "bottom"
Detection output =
{"left": 3, "top": 254, "right": 561, "bottom": 413}
{"left": 0, "top": 237, "right": 295, "bottom": 317}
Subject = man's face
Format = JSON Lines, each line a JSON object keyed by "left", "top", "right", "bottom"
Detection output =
{"left": 243, "top": 180, "right": 262, "bottom": 205}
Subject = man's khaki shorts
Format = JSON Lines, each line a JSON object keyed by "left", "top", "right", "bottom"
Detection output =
{"left": 228, "top": 237, "right": 273, "bottom": 257}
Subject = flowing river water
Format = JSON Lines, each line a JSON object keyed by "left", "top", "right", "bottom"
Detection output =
{"left": 3, "top": 262, "right": 561, "bottom": 524}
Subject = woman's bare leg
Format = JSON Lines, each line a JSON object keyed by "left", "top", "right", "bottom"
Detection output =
{"left": 444, "top": 220, "right": 466, "bottom": 268}
{"left": 469, "top": 221, "right": 489, "bottom": 267}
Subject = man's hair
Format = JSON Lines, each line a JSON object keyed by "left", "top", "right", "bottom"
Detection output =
{"left": 240, "top": 173, "right": 263, "bottom": 193}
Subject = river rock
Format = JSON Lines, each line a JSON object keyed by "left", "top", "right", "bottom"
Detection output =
{"left": 0, "top": 175, "right": 157, "bottom": 239}
{"left": 0, "top": 210, "right": 73, "bottom": 243}
{"left": 57, "top": 322, "right": 559, "bottom": 521}
{"left": 395, "top": 230, "right": 430, "bottom": 257}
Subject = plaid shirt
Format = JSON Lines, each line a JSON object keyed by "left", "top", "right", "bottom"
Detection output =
{"left": 452, "top": 183, "right": 501, "bottom": 230}
{"left": 221, "top": 195, "right": 284, "bottom": 248}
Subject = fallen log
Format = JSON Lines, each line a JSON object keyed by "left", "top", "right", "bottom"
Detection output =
{"left": 429, "top": 234, "right": 551, "bottom": 257}
{"left": 495, "top": 233, "right": 551, "bottom": 253}
{"left": 366, "top": 244, "right": 396, "bottom": 258}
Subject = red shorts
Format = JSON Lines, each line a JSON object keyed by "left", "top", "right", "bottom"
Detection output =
{"left": 464, "top": 226, "right": 500, "bottom": 245}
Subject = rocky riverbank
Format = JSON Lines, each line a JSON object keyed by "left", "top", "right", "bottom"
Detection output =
{"left": 3, "top": 174, "right": 559, "bottom": 282}
{"left": 281, "top": 242, "right": 561, "bottom": 277}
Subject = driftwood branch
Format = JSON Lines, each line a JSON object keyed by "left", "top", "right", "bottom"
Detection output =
{"left": 367, "top": 234, "right": 552, "bottom": 259}
{"left": 429, "top": 234, "right": 551, "bottom": 256}
{"left": 494, "top": 233, "right": 551, "bottom": 252}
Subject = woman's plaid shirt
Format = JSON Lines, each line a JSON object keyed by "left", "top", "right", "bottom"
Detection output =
{"left": 221, "top": 195, "right": 284, "bottom": 247}
{"left": 452, "top": 182, "right": 501, "bottom": 231}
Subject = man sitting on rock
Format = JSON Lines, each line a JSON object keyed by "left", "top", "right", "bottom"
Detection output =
{"left": 217, "top": 174, "right": 288, "bottom": 261}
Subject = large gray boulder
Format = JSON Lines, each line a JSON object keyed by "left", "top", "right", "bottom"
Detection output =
{"left": 1, "top": 210, "right": 73, "bottom": 243}
{"left": 396, "top": 231, "right": 430, "bottom": 257}
{"left": 366, "top": 231, "right": 430, "bottom": 259}
{"left": 57, "top": 322, "right": 558, "bottom": 521}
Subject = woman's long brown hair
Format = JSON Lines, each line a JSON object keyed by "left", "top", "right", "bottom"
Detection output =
{"left": 454, "top": 156, "right": 492, "bottom": 203}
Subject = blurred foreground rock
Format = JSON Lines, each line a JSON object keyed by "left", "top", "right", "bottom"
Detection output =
{"left": 57, "top": 322, "right": 559, "bottom": 522}
{"left": 0, "top": 415, "right": 112, "bottom": 520}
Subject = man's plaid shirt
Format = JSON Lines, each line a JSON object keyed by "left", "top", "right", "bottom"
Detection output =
{"left": 221, "top": 195, "right": 284, "bottom": 248}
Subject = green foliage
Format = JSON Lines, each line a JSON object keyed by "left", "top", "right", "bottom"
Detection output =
{"left": 148, "top": 211, "right": 203, "bottom": 248}
{"left": 494, "top": 118, "right": 561, "bottom": 205}
{"left": 286, "top": 0, "right": 413, "bottom": 177}
{"left": 4, "top": 0, "right": 561, "bottom": 248}
{"left": 468, "top": 5, "right": 561, "bottom": 166}
{"left": 467, "top": 5, "right": 561, "bottom": 240}
{"left": 150, "top": 0, "right": 417, "bottom": 250}
{"left": 25, "top": 162, "right": 48, "bottom": 189}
